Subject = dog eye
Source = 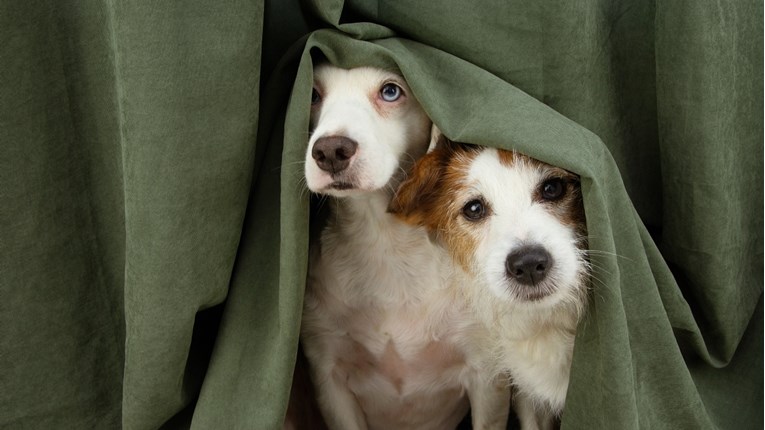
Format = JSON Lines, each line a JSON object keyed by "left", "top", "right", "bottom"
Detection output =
{"left": 540, "top": 179, "right": 566, "bottom": 201}
{"left": 311, "top": 88, "right": 321, "bottom": 105}
{"left": 380, "top": 83, "right": 402, "bottom": 102}
{"left": 462, "top": 199, "right": 486, "bottom": 221}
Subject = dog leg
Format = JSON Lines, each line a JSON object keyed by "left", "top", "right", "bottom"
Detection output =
{"left": 313, "top": 368, "right": 368, "bottom": 430}
{"left": 465, "top": 372, "right": 511, "bottom": 430}
{"left": 514, "top": 393, "right": 555, "bottom": 430}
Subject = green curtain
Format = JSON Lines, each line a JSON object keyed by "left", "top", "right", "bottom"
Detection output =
{"left": 1, "top": 1, "right": 760, "bottom": 429}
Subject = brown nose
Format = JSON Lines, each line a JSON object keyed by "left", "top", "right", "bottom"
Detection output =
{"left": 506, "top": 245, "right": 552, "bottom": 285}
{"left": 311, "top": 136, "right": 358, "bottom": 173}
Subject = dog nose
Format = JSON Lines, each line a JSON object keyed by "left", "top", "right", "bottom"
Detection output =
{"left": 506, "top": 245, "right": 552, "bottom": 285}
{"left": 312, "top": 136, "right": 358, "bottom": 173}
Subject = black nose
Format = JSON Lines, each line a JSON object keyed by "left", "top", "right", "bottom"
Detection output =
{"left": 312, "top": 136, "right": 358, "bottom": 173}
{"left": 505, "top": 245, "right": 552, "bottom": 285}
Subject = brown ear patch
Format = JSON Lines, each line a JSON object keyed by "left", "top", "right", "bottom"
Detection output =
{"left": 390, "top": 138, "right": 484, "bottom": 273}
{"left": 388, "top": 135, "right": 476, "bottom": 227}
{"left": 388, "top": 148, "right": 448, "bottom": 227}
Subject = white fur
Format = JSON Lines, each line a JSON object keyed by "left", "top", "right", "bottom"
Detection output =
{"left": 305, "top": 66, "right": 424, "bottom": 195}
{"left": 455, "top": 147, "right": 588, "bottom": 430}
{"left": 301, "top": 65, "right": 510, "bottom": 430}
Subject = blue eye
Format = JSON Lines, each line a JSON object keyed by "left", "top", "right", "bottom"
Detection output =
{"left": 380, "top": 83, "right": 402, "bottom": 102}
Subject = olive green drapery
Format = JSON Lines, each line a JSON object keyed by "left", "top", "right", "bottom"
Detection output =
{"left": 0, "top": 1, "right": 761, "bottom": 429}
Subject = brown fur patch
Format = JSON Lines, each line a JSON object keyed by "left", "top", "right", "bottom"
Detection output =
{"left": 436, "top": 149, "right": 486, "bottom": 272}
{"left": 390, "top": 140, "right": 484, "bottom": 273}
{"left": 387, "top": 147, "right": 447, "bottom": 226}
{"left": 392, "top": 139, "right": 587, "bottom": 273}
{"left": 496, "top": 148, "right": 518, "bottom": 167}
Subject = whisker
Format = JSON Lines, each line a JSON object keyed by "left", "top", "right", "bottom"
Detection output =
{"left": 585, "top": 249, "right": 635, "bottom": 263}
{"left": 296, "top": 177, "right": 310, "bottom": 201}
{"left": 282, "top": 160, "right": 308, "bottom": 167}
{"left": 586, "top": 261, "right": 617, "bottom": 276}
{"left": 272, "top": 159, "right": 307, "bottom": 174}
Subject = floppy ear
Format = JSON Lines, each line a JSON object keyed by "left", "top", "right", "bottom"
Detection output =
{"left": 426, "top": 124, "right": 447, "bottom": 153}
{"left": 388, "top": 147, "right": 446, "bottom": 227}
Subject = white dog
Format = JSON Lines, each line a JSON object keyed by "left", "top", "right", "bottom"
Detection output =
{"left": 300, "top": 65, "right": 510, "bottom": 430}
{"left": 390, "top": 128, "right": 590, "bottom": 430}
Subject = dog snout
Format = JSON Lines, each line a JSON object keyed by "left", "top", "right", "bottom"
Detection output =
{"left": 312, "top": 136, "right": 358, "bottom": 173}
{"left": 505, "top": 245, "right": 552, "bottom": 286}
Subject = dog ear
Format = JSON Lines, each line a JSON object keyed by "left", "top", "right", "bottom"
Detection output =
{"left": 388, "top": 147, "right": 447, "bottom": 228}
{"left": 426, "top": 124, "right": 448, "bottom": 153}
{"left": 426, "top": 125, "right": 467, "bottom": 155}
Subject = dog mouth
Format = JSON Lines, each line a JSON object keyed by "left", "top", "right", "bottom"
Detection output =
{"left": 329, "top": 181, "right": 355, "bottom": 190}
{"left": 509, "top": 284, "right": 557, "bottom": 302}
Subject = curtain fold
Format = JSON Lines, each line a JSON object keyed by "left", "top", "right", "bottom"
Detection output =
{"left": 0, "top": 0, "right": 760, "bottom": 429}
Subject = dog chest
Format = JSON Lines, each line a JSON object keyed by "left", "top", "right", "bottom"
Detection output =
{"left": 326, "top": 306, "right": 471, "bottom": 430}
{"left": 331, "top": 300, "right": 468, "bottom": 387}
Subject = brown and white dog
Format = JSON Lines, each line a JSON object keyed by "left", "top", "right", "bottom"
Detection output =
{"left": 390, "top": 128, "right": 590, "bottom": 430}
{"left": 299, "top": 65, "right": 509, "bottom": 430}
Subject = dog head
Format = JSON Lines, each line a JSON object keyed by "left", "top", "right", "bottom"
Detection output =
{"left": 305, "top": 64, "right": 431, "bottom": 197}
{"left": 390, "top": 128, "right": 589, "bottom": 309}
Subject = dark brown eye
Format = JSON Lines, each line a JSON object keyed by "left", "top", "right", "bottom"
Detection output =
{"left": 541, "top": 179, "right": 566, "bottom": 201}
{"left": 462, "top": 199, "right": 486, "bottom": 221}
{"left": 311, "top": 88, "right": 321, "bottom": 105}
